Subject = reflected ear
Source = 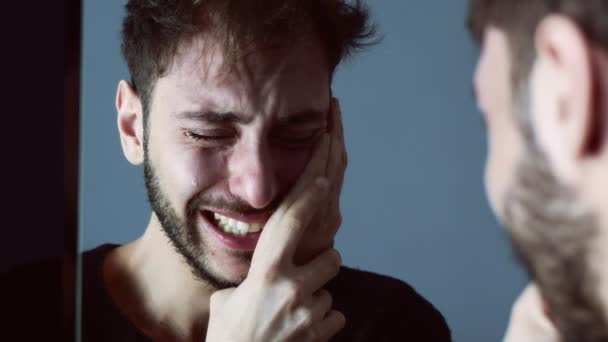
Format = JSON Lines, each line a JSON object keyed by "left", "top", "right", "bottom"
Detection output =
{"left": 116, "top": 80, "right": 145, "bottom": 165}
{"left": 530, "top": 15, "right": 595, "bottom": 184}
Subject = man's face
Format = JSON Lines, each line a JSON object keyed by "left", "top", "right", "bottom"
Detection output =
{"left": 143, "top": 35, "right": 332, "bottom": 288}
{"left": 473, "top": 28, "right": 522, "bottom": 216}
{"left": 475, "top": 27, "right": 604, "bottom": 339}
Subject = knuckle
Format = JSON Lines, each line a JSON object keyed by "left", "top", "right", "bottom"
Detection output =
{"left": 316, "top": 290, "right": 333, "bottom": 312}
{"left": 282, "top": 280, "right": 304, "bottom": 307}
{"left": 305, "top": 326, "right": 319, "bottom": 341}
{"left": 259, "top": 266, "right": 281, "bottom": 285}
{"left": 284, "top": 216, "right": 305, "bottom": 232}
{"left": 297, "top": 309, "right": 314, "bottom": 330}
{"left": 265, "top": 261, "right": 282, "bottom": 277}
{"left": 320, "top": 289, "right": 332, "bottom": 304}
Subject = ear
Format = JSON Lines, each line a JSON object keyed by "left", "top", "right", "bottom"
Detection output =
{"left": 116, "top": 80, "right": 145, "bottom": 165}
{"left": 530, "top": 15, "right": 594, "bottom": 185}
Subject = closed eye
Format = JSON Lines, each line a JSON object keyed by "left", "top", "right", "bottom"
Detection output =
{"left": 184, "top": 130, "right": 237, "bottom": 146}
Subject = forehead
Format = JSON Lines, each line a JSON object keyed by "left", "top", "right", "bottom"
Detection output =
{"left": 153, "top": 34, "right": 331, "bottom": 116}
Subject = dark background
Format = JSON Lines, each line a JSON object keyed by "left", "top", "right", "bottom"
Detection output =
{"left": 0, "top": 1, "right": 77, "bottom": 340}
{"left": 0, "top": 2, "right": 69, "bottom": 273}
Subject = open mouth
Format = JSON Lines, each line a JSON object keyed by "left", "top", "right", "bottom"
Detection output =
{"left": 202, "top": 210, "right": 266, "bottom": 237}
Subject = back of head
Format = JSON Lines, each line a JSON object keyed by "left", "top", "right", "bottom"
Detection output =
{"left": 467, "top": 1, "right": 608, "bottom": 341}
{"left": 468, "top": 0, "right": 608, "bottom": 91}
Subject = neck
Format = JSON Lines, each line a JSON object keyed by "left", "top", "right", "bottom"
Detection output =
{"left": 582, "top": 157, "right": 608, "bottom": 323}
{"left": 592, "top": 215, "right": 608, "bottom": 325}
{"left": 103, "top": 214, "right": 215, "bottom": 341}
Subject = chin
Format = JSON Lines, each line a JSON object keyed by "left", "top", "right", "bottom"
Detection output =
{"left": 204, "top": 252, "right": 253, "bottom": 285}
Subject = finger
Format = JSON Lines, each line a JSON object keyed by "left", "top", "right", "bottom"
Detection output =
{"left": 251, "top": 177, "right": 330, "bottom": 271}
{"left": 314, "top": 310, "right": 346, "bottom": 342}
{"left": 335, "top": 98, "right": 347, "bottom": 168}
{"left": 291, "top": 290, "right": 334, "bottom": 342}
{"left": 319, "top": 99, "right": 346, "bottom": 227}
{"left": 282, "top": 133, "right": 331, "bottom": 210}
{"left": 295, "top": 248, "right": 341, "bottom": 294}
{"left": 258, "top": 133, "right": 329, "bottom": 237}
{"left": 250, "top": 134, "right": 329, "bottom": 270}
{"left": 310, "top": 289, "right": 333, "bottom": 323}
{"left": 327, "top": 98, "right": 347, "bottom": 184}
{"left": 312, "top": 200, "right": 341, "bottom": 248}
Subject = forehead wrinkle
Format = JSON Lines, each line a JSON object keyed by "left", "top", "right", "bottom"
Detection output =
{"left": 173, "top": 34, "right": 267, "bottom": 110}
{"left": 164, "top": 34, "right": 329, "bottom": 123}
{"left": 165, "top": 38, "right": 254, "bottom": 115}
{"left": 240, "top": 38, "right": 327, "bottom": 118}
{"left": 254, "top": 63, "right": 288, "bottom": 117}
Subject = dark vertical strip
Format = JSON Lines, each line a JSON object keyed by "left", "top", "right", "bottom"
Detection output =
{"left": 65, "top": 0, "right": 82, "bottom": 341}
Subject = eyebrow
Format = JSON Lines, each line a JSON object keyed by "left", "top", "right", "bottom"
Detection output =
{"left": 276, "top": 109, "right": 326, "bottom": 126}
{"left": 175, "top": 109, "right": 327, "bottom": 126}
{"left": 175, "top": 110, "right": 254, "bottom": 124}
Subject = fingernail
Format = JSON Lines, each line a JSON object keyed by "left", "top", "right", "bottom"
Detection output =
{"left": 315, "top": 177, "right": 329, "bottom": 190}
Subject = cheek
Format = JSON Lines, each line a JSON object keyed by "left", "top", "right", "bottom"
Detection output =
{"left": 485, "top": 112, "right": 524, "bottom": 220}
{"left": 485, "top": 140, "right": 506, "bottom": 217}
{"left": 157, "top": 147, "right": 228, "bottom": 205}
{"left": 274, "top": 148, "right": 314, "bottom": 190}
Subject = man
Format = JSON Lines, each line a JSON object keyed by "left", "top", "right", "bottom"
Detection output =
{"left": 468, "top": 0, "right": 608, "bottom": 340}
{"left": 78, "top": 1, "right": 450, "bottom": 341}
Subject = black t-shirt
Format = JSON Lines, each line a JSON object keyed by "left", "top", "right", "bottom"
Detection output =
{"left": 3, "top": 244, "right": 452, "bottom": 341}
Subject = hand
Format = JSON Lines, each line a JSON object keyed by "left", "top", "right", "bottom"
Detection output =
{"left": 206, "top": 100, "right": 347, "bottom": 342}
{"left": 504, "top": 283, "right": 560, "bottom": 342}
{"left": 295, "top": 97, "right": 347, "bottom": 265}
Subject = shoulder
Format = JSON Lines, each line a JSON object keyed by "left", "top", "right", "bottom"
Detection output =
{"left": 81, "top": 244, "right": 118, "bottom": 304}
{"left": 83, "top": 243, "right": 119, "bottom": 265}
{"left": 81, "top": 244, "right": 123, "bottom": 333}
{"left": 328, "top": 266, "right": 452, "bottom": 341}
{"left": 80, "top": 244, "right": 150, "bottom": 341}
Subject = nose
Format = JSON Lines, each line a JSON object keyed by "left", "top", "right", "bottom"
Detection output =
{"left": 228, "top": 140, "right": 279, "bottom": 210}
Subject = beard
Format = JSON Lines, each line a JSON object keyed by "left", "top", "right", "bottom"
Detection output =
{"left": 502, "top": 89, "right": 607, "bottom": 341}
{"left": 142, "top": 154, "right": 259, "bottom": 290}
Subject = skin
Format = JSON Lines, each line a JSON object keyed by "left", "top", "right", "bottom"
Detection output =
{"left": 474, "top": 17, "right": 608, "bottom": 341}
{"left": 109, "top": 33, "right": 347, "bottom": 341}
{"left": 208, "top": 104, "right": 348, "bottom": 341}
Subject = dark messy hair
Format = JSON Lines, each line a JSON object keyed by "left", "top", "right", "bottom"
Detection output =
{"left": 467, "top": 0, "right": 608, "bottom": 90}
{"left": 121, "top": 0, "right": 378, "bottom": 115}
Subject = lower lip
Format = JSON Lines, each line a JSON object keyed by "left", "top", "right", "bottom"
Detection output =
{"left": 199, "top": 211, "right": 262, "bottom": 251}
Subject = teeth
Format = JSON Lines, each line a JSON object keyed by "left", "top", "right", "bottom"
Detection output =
{"left": 213, "top": 213, "right": 263, "bottom": 235}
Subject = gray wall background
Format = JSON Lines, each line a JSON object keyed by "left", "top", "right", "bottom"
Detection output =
{"left": 80, "top": 1, "right": 527, "bottom": 341}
